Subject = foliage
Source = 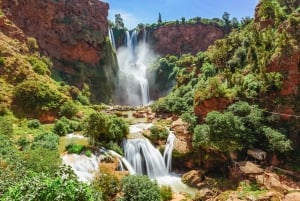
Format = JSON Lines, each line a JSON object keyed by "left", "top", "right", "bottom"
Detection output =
{"left": 66, "top": 143, "right": 85, "bottom": 154}
{"left": 27, "top": 119, "right": 41, "bottom": 129}
{"left": 2, "top": 166, "right": 103, "bottom": 201}
{"left": 119, "top": 175, "right": 162, "bottom": 201}
{"left": 160, "top": 185, "right": 173, "bottom": 201}
{"left": 149, "top": 125, "right": 169, "bottom": 141}
{"left": 52, "top": 117, "right": 82, "bottom": 136}
{"left": 0, "top": 115, "right": 14, "bottom": 136}
{"left": 13, "top": 80, "right": 66, "bottom": 114}
{"left": 59, "top": 100, "right": 79, "bottom": 119}
{"left": 84, "top": 112, "right": 128, "bottom": 145}
{"left": 92, "top": 173, "right": 120, "bottom": 201}
{"left": 17, "top": 136, "right": 30, "bottom": 150}
{"left": 31, "top": 132, "right": 59, "bottom": 150}
{"left": 27, "top": 56, "right": 50, "bottom": 75}
{"left": 21, "top": 147, "right": 61, "bottom": 175}
{"left": 192, "top": 101, "right": 292, "bottom": 152}
{"left": 52, "top": 119, "right": 68, "bottom": 136}
{"left": 85, "top": 149, "right": 92, "bottom": 157}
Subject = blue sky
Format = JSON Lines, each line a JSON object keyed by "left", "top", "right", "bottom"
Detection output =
{"left": 104, "top": 0, "right": 259, "bottom": 29}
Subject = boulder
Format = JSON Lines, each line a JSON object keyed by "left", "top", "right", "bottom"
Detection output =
{"left": 182, "top": 170, "right": 205, "bottom": 188}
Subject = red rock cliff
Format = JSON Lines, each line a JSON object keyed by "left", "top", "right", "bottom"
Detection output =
{"left": 1, "top": 0, "right": 118, "bottom": 103}
{"left": 1, "top": 0, "right": 108, "bottom": 64}
{"left": 149, "top": 23, "right": 226, "bottom": 55}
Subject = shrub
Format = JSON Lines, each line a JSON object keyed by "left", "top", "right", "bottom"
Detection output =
{"left": 3, "top": 166, "right": 103, "bottom": 201}
{"left": 27, "top": 56, "right": 50, "bottom": 75}
{"left": 22, "top": 147, "right": 61, "bottom": 175}
{"left": 0, "top": 115, "right": 13, "bottom": 136}
{"left": 31, "top": 132, "right": 59, "bottom": 150}
{"left": 149, "top": 125, "right": 169, "bottom": 141}
{"left": 120, "top": 175, "right": 162, "bottom": 201}
{"left": 160, "top": 185, "right": 173, "bottom": 201}
{"left": 27, "top": 119, "right": 41, "bottom": 129}
{"left": 66, "top": 143, "right": 85, "bottom": 154}
{"left": 13, "top": 80, "right": 65, "bottom": 114}
{"left": 52, "top": 119, "right": 68, "bottom": 136}
{"left": 85, "top": 149, "right": 92, "bottom": 157}
{"left": 17, "top": 136, "right": 30, "bottom": 150}
{"left": 84, "top": 112, "right": 128, "bottom": 145}
{"left": 59, "top": 101, "right": 78, "bottom": 119}
{"left": 26, "top": 37, "right": 39, "bottom": 52}
{"left": 92, "top": 173, "right": 120, "bottom": 201}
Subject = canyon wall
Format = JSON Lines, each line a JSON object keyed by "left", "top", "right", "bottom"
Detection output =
{"left": 1, "top": 0, "right": 118, "bottom": 103}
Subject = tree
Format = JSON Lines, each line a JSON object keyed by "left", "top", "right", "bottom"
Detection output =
{"left": 222, "top": 12, "right": 230, "bottom": 26}
{"left": 181, "top": 17, "right": 186, "bottom": 24}
{"left": 158, "top": 12, "right": 162, "bottom": 24}
{"left": 84, "top": 112, "right": 128, "bottom": 145}
{"left": 115, "top": 14, "right": 125, "bottom": 29}
{"left": 84, "top": 112, "right": 111, "bottom": 145}
{"left": 120, "top": 175, "right": 162, "bottom": 201}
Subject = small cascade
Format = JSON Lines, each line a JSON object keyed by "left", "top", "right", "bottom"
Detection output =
{"left": 108, "top": 27, "right": 116, "bottom": 50}
{"left": 163, "top": 131, "right": 176, "bottom": 173}
{"left": 62, "top": 154, "right": 100, "bottom": 183}
{"left": 117, "top": 29, "right": 155, "bottom": 106}
{"left": 123, "top": 137, "right": 168, "bottom": 178}
{"left": 108, "top": 150, "right": 136, "bottom": 175}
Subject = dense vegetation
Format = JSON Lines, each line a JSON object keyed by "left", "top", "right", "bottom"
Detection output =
{"left": 1, "top": 0, "right": 300, "bottom": 200}
{"left": 151, "top": 0, "right": 300, "bottom": 158}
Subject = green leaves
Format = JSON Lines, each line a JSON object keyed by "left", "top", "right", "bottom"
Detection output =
{"left": 120, "top": 175, "right": 162, "bottom": 201}
{"left": 83, "top": 112, "right": 128, "bottom": 145}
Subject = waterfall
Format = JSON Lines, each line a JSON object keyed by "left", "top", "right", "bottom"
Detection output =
{"left": 163, "top": 131, "right": 176, "bottom": 173}
{"left": 108, "top": 150, "right": 136, "bottom": 175}
{"left": 123, "top": 137, "right": 168, "bottom": 178}
{"left": 108, "top": 27, "right": 116, "bottom": 50}
{"left": 117, "top": 29, "right": 155, "bottom": 106}
{"left": 62, "top": 154, "right": 100, "bottom": 183}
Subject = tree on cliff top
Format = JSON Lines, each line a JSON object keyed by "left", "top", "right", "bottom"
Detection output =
{"left": 158, "top": 12, "right": 162, "bottom": 24}
{"left": 115, "top": 14, "right": 125, "bottom": 29}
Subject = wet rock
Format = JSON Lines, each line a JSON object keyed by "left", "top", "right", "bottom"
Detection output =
{"left": 182, "top": 170, "right": 205, "bottom": 188}
{"left": 283, "top": 192, "right": 300, "bottom": 201}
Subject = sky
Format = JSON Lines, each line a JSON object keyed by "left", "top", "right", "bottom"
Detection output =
{"left": 104, "top": 0, "right": 259, "bottom": 29}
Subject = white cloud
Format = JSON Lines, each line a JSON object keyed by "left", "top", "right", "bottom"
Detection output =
{"left": 109, "top": 9, "right": 140, "bottom": 29}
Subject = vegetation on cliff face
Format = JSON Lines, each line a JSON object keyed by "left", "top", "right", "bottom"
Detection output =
{"left": 152, "top": 0, "right": 300, "bottom": 158}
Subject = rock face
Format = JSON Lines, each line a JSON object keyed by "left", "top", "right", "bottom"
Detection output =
{"left": 1, "top": 0, "right": 118, "bottom": 103}
{"left": 149, "top": 24, "right": 226, "bottom": 55}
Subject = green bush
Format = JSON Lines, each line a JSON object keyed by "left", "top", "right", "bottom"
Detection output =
{"left": 160, "top": 185, "right": 173, "bottom": 201}
{"left": 27, "top": 119, "right": 41, "bottom": 129}
{"left": 85, "top": 149, "right": 92, "bottom": 157}
{"left": 92, "top": 173, "right": 120, "bottom": 201}
{"left": 13, "top": 80, "right": 66, "bottom": 114}
{"left": 149, "top": 125, "right": 169, "bottom": 141}
{"left": 31, "top": 132, "right": 59, "bottom": 150}
{"left": 66, "top": 143, "right": 85, "bottom": 154}
{"left": 52, "top": 119, "right": 68, "bottom": 136}
{"left": 22, "top": 147, "right": 61, "bottom": 175}
{"left": 84, "top": 112, "right": 128, "bottom": 145}
{"left": 17, "top": 136, "right": 30, "bottom": 150}
{"left": 0, "top": 115, "right": 13, "bottom": 136}
{"left": 27, "top": 56, "right": 50, "bottom": 75}
{"left": 2, "top": 166, "right": 103, "bottom": 201}
{"left": 59, "top": 101, "right": 78, "bottom": 119}
{"left": 120, "top": 175, "right": 162, "bottom": 201}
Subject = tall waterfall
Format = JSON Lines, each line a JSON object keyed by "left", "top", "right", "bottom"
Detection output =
{"left": 108, "top": 27, "right": 116, "bottom": 50}
{"left": 116, "top": 29, "right": 155, "bottom": 106}
{"left": 123, "top": 131, "right": 176, "bottom": 178}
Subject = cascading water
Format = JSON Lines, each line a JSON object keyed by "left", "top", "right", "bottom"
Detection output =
{"left": 123, "top": 137, "right": 168, "bottom": 178}
{"left": 108, "top": 27, "right": 116, "bottom": 50}
{"left": 115, "top": 29, "right": 155, "bottom": 106}
{"left": 163, "top": 131, "right": 176, "bottom": 173}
